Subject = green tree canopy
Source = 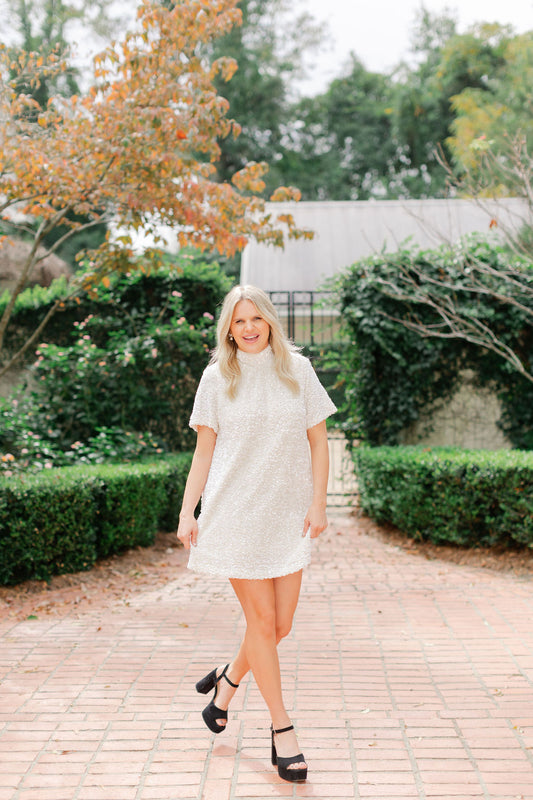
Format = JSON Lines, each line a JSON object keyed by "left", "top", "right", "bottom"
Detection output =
{"left": 447, "top": 28, "right": 533, "bottom": 174}
{"left": 210, "top": 0, "right": 323, "bottom": 195}
{"left": 279, "top": 56, "right": 396, "bottom": 200}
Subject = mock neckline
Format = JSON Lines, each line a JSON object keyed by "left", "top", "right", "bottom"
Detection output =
{"left": 236, "top": 344, "right": 273, "bottom": 365}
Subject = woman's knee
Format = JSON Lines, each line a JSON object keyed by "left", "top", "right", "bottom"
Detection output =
{"left": 275, "top": 618, "right": 292, "bottom": 642}
{"left": 247, "top": 605, "right": 277, "bottom": 639}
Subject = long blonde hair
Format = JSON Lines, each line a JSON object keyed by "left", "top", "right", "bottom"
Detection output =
{"left": 211, "top": 285, "right": 300, "bottom": 399}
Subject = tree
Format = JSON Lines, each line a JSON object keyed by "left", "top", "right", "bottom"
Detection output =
{"left": 390, "top": 13, "right": 513, "bottom": 197}
{"left": 279, "top": 56, "right": 396, "bottom": 200}
{"left": 210, "top": 0, "right": 323, "bottom": 196}
{"left": 0, "top": 0, "right": 128, "bottom": 264}
{"left": 365, "top": 27, "right": 533, "bottom": 388}
{"left": 446, "top": 29, "right": 533, "bottom": 189}
{"left": 366, "top": 238, "right": 533, "bottom": 385}
{"left": 0, "top": 0, "right": 310, "bottom": 377}
{"left": 0, "top": 0, "right": 124, "bottom": 107}
{"left": 356, "top": 37, "right": 533, "bottom": 384}
{"left": 436, "top": 133, "right": 533, "bottom": 259}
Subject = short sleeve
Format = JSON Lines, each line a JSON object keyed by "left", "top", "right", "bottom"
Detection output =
{"left": 189, "top": 366, "right": 219, "bottom": 433}
{"left": 303, "top": 358, "right": 337, "bottom": 429}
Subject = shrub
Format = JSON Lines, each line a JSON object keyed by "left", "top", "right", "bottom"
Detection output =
{"left": 29, "top": 317, "right": 212, "bottom": 452}
{"left": 333, "top": 237, "right": 533, "bottom": 447}
{"left": 94, "top": 459, "right": 189, "bottom": 558}
{"left": 354, "top": 445, "right": 533, "bottom": 548}
{"left": 0, "top": 407, "right": 166, "bottom": 475}
{"left": 0, "top": 454, "right": 192, "bottom": 585}
{"left": 1, "top": 257, "right": 231, "bottom": 353}
{"left": 1, "top": 258, "right": 231, "bottom": 469}
{"left": 0, "top": 469, "right": 100, "bottom": 585}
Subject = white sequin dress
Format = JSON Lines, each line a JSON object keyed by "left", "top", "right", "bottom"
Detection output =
{"left": 187, "top": 346, "right": 337, "bottom": 579}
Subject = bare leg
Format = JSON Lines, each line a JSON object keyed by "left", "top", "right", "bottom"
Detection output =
{"left": 214, "top": 570, "right": 302, "bottom": 716}
{"left": 227, "top": 571, "right": 306, "bottom": 771}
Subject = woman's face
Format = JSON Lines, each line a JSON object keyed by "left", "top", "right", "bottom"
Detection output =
{"left": 229, "top": 299, "right": 271, "bottom": 354}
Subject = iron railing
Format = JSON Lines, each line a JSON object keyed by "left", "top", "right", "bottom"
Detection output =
{"left": 268, "top": 290, "right": 343, "bottom": 346}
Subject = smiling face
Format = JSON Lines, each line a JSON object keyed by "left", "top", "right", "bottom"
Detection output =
{"left": 229, "top": 299, "right": 271, "bottom": 354}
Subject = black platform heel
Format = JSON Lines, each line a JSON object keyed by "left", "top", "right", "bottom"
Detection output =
{"left": 196, "top": 664, "right": 239, "bottom": 734}
{"left": 271, "top": 724, "right": 308, "bottom": 782}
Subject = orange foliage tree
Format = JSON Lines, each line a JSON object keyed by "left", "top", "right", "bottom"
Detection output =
{"left": 0, "top": 0, "right": 310, "bottom": 375}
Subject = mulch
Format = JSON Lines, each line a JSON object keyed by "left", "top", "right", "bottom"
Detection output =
{"left": 0, "top": 531, "right": 189, "bottom": 622}
{"left": 359, "top": 514, "right": 533, "bottom": 577}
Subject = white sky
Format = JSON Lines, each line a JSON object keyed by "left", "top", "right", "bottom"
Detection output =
{"left": 299, "top": 0, "right": 533, "bottom": 92}
{"left": 2, "top": 0, "right": 529, "bottom": 97}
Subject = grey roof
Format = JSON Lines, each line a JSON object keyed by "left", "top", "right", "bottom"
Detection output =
{"left": 241, "top": 198, "right": 528, "bottom": 292}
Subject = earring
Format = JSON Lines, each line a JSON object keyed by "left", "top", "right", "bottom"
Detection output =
{"left": 228, "top": 333, "right": 234, "bottom": 341}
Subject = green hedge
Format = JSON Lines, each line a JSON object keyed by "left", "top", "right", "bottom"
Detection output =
{"left": 0, "top": 454, "right": 192, "bottom": 585}
{"left": 353, "top": 446, "right": 533, "bottom": 548}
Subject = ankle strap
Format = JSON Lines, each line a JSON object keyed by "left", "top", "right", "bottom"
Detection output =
{"left": 273, "top": 724, "right": 294, "bottom": 735}
{"left": 221, "top": 664, "right": 239, "bottom": 689}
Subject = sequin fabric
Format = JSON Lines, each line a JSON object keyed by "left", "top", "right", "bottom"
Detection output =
{"left": 187, "top": 346, "right": 337, "bottom": 579}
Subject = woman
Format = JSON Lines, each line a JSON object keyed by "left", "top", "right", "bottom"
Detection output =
{"left": 177, "top": 285, "right": 336, "bottom": 783}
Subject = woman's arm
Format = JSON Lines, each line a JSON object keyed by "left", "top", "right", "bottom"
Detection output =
{"left": 303, "top": 420, "right": 330, "bottom": 538}
{"left": 177, "top": 425, "right": 217, "bottom": 549}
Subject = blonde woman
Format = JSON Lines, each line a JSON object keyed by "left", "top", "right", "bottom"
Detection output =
{"left": 177, "top": 285, "right": 336, "bottom": 783}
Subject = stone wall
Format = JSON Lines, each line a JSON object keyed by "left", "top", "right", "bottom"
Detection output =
{"left": 400, "top": 370, "right": 511, "bottom": 450}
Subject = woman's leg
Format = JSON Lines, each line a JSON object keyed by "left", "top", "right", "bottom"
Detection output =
{"left": 214, "top": 570, "right": 303, "bottom": 716}
{"left": 225, "top": 571, "right": 306, "bottom": 770}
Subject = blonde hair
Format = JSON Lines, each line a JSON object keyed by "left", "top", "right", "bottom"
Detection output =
{"left": 211, "top": 285, "right": 300, "bottom": 399}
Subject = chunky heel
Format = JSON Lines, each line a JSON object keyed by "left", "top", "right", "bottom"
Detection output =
{"left": 197, "top": 664, "right": 239, "bottom": 734}
{"left": 271, "top": 724, "right": 307, "bottom": 782}
{"left": 195, "top": 668, "right": 218, "bottom": 695}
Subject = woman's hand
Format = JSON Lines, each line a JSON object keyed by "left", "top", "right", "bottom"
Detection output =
{"left": 176, "top": 426, "right": 216, "bottom": 551}
{"left": 303, "top": 501, "right": 328, "bottom": 539}
{"left": 177, "top": 514, "right": 198, "bottom": 549}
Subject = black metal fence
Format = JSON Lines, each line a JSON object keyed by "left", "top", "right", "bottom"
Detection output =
{"left": 268, "top": 290, "right": 342, "bottom": 346}
{"left": 268, "top": 290, "right": 347, "bottom": 424}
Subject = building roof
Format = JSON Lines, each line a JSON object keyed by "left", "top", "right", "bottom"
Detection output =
{"left": 241, "top": 198, "right": 528, "bottom": 292}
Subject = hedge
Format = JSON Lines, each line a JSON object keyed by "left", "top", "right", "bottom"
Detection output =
{"left": 0, "top": 454, "right": 192, "bottom": 585}
{"left": 353, "top": 446, "right": 533, "bottom": 548}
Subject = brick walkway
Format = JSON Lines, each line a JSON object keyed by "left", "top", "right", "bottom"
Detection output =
{"left": 1, "top": 512, "right": 533, "bottom": 800}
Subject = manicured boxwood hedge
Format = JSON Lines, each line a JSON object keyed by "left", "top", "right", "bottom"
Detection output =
{"left": 353, "top": 446, "right": 533, "bottom": 548}
{"left": 0, "top": 454, "right": 192, "bottom": 585}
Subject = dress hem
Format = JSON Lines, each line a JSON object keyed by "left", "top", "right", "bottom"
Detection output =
{"left": 186, "top": 555, "right": 311, "bottom": 581}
